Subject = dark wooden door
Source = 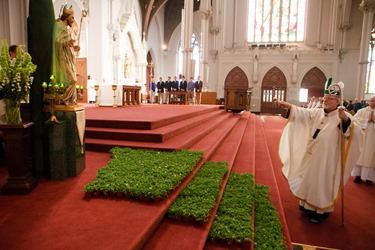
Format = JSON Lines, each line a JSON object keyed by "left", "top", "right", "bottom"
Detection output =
{"left": 224, "top": 67, "right": 250, "bottom": 113}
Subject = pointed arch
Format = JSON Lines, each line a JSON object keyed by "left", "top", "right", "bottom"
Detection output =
{"left": 224, "top": 67, "right": 250, "bottom": 112}
{"left": 301, "top": 67, "right": 327, "bottom": 99}
{"left": 224, "top": 66, "right": 249, "bottom": 89}
{"left": 261, "top": 66, "right": 287, "bottom": 114}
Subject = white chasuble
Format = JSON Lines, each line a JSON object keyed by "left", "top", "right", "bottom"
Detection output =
{"left": 279, "top": 106, "right": 362, "bottom": 211}
{"left": 354, "top": 107, "right": 375, "bottom": 168}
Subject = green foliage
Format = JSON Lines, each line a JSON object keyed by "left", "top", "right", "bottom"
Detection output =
{"left": 209, "top": 173, "right": 254, "bottom": 244}
{"left": 0, "top": 40, "right": 37, "bottom": 101}
{"left": 84, "top": 149, "right": 287, "bottom": 248}
{"left": 254, "top": 185, "right": 287, "bottom": 250}
{"left": 168, "top": 161, "right": 228, "bottom": 222}
{"left": 84, "top": 147, "right": 203, "bottom": 200}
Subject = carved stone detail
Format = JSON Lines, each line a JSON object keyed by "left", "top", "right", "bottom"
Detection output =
{"left": 359, "top": 0, "right": 375, "bottom": 12}
{"left": 197, "top": 9, "right": 212, "bottom": 20}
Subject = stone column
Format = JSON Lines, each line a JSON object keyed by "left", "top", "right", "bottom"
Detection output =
{"left": 198, "top": 0, "right": 212, "bottom": 87}
{"left": 356, "top": 0, "right": 375, "bottom": 99}
{"left": 209, "top": 0, "right": 220, "bottom": 63}
{"left": 181, "top": 0, "right": 193, "bottom": 78}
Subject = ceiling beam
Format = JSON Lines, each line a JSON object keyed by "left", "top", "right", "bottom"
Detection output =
{"left": 140, "top": 0, "right": 168, "bottom": 40}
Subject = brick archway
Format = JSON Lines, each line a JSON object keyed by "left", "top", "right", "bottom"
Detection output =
{"left": 261, "top": 67, "right": 287, "bottom": 115}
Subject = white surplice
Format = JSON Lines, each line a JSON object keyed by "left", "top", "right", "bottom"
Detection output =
{"left": 279, "top": 106, "right": 362, "bottom": 211}
{"left": 352, "top": 107, "right": 375, "bottom": 181}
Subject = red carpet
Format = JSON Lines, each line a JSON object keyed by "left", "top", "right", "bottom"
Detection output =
{"left": 254, "top": 115, "right": 292, "bottom": 250}
{"left": 0, "top": 105, "right": 371, "bottom": 249}
{"left": 144, "top": 113, "right": 251, "bottom": 250}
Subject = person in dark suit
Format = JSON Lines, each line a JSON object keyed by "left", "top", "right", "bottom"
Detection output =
{"left": 156, "top": 77, "right": 164, "bottom": 104}
{"left": 164, "top": 76, "right": 171, "bottom": 104}
{"left": 195, "top": 76, "right": 203, "bottom": 105}
{"left": 169, "top": 76, "right": 178, "bottom": 103}
{"left": 179, "top": 75, "right": 187, "bottom": 103}
{"left": 346, "top": 100, "right": 354, "bottom": 114}
{"left": 179, "top": 75, "right": 187, "bottom": 91}
{"left": 171, "top": 76, "right": 179, "bottom": 91}
{"left": 353, "top": 98, "right": 363, "bottom": 113}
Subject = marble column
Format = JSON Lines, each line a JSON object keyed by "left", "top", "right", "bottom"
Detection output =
{"left": 181, "top": 0, "right": 193, "bottom": 78}
{"left": 356, "top": 0, "right": 375, "bottom": 99}
{"left": 198, "top": 0, "right": 212, "bottom": 87}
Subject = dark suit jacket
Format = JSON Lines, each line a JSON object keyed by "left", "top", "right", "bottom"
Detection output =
{"left": 179, "top": 80, "right": 187, "bottom": 91}
{"left": 157, "top": 81, "right": 164, "bottom": 93}
{"left": 164, "top": 81, "right": 171, "bottom": 91}
{"left": 195, "top": 80, "right": 203, "bottom": 92}
{"left": 171, "top": 81, "right": 179, "bottom": 91}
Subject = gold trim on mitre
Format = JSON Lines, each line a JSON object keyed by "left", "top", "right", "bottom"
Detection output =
{"left": 62, "top": 4, "right": 74, "bottom": 16}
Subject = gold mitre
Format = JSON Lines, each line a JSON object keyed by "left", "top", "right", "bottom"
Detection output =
{"left": 60, "top": 3, "right": 74, "bottom": 17}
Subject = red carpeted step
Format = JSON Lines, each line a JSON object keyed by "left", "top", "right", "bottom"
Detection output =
{"left": 226, "top": 112, "right": 257, "bottom": 174}
{"left": 85, "top": 109, "right": 227, "bottom": 143}
{"left": 90, "top": 111, "right": 242, "bottom": 250}
{"left": 143, "top": 112, "right": 251, "bottom": 250}
{"left": 253, "top": 115, "right": 292, "bottom": 249}
{"left": 85, "top": 105, "right": 220, "bottom": 129}
{"left": 85, "top": 111, "right": 236, "bottom": 152}
{"left": 54, "top": 111, "right": 244, "bottom": 250}
{"left": 204, "top": 113, "right": 257, "bottom": 250}
{"left": 189, "top": 112, "right": 249, "bottom": 160}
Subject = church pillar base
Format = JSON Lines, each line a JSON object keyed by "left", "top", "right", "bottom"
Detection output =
{"left": 44, "top": 105, "right": 86, "bottom": 180}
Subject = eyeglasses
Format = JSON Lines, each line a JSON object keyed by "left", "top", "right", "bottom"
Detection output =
{"left": 323, "top": 97, "right": 338, "bottom": 101}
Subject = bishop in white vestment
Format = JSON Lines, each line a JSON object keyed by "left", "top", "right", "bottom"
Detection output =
{"left": 278, "top": 78, "right": 362, "bottom": 223}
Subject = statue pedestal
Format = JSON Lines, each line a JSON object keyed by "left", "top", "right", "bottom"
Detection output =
{"left": 44, "top": 105, "right": 85, "bottom": 180}
{"left": 0, "top": 122, "right": 37, "bottom": 195}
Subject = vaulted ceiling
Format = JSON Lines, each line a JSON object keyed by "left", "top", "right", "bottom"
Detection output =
{"left": 139, "top": 0, "right": 200, "bottom": 42}
{"left": 140, "top": 0, "right": 166, "bottom": 38}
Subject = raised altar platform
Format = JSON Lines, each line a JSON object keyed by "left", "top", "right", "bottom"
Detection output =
{"left": 95, "top": 84, "right": 144, "bottom": 107}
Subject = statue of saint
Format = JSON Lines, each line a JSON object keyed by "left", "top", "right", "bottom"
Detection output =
{"left": 51, "top": 4, "right": 80, "bottom": 105}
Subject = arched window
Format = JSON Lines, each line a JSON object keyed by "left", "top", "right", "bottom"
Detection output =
{"left": 191, "top": 34, "right": 200, "bottom": 79}
{"left": 247, "top": 0, "right": 306, "bottom": 43}
{"left": 178, "top": 33, "right": 200, "bottom": 78}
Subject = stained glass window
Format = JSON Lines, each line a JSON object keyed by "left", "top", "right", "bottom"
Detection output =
{"left": 248, "top": 0, "right": 306, "bottom": 43}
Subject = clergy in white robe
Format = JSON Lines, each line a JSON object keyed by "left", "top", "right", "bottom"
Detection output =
{"left": 306, "top": 96, "right": 315, "bottom": 108}
{"left": 352, "top": 96, "right": 375, "bottom": 183}
{"left": 278, "top": 91, "right": 362, "bottom": 223}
